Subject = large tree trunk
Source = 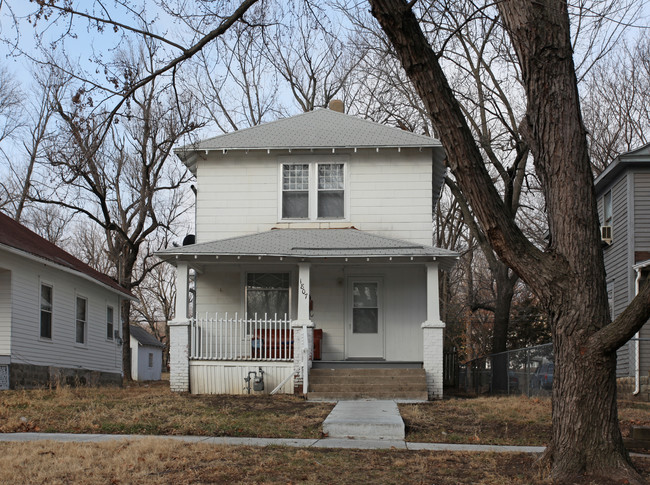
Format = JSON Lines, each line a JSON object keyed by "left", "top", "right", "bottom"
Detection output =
{"left": 369, "top": 0, "right": 650, "bottom": 481}
{"left": 490, "top": 264, "right": 515, "bottom": 393}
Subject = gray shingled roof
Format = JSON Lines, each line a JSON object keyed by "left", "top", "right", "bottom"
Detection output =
{"left": 130, "top": 325, "right": 164, "bottom": 348}
{"left": 594, "top": 142, "right": 650, "bottom": 194}
{"left": 176, "top": 109, "right": 442, "bottom": 155}
{"left": 157, "top": 229, "right": 458, "bottom": 261}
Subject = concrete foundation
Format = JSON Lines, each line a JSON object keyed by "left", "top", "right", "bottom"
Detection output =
{"left": 7, "top": 363, "right": 121, "bottom": 389}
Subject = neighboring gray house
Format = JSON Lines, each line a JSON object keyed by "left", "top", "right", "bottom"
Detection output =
{"left": 158, "top": 105, "right": 458, "bottom": 399}
{"left": 0, "top": 212, "right": 134, "bottom": 389}
{"left": 129, "top": 325, "right": 164, "bottom": 381}
{"left": 594, "top": 143, "right": 650, "bottom": 389}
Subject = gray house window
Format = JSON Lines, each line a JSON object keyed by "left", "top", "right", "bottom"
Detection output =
{"left": 603, "top": 190, "right": 612, "bottom": 226}
{"left": 106, "top": 306, "right": 114, "bottom": 340}
{"left": 76, "top": 296, "right": 87, "bottom": 344}
{"left": 40, "top": 284, "right": 52, "bottom": 339}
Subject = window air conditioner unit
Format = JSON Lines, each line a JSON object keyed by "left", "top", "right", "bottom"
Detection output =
{"left": 601, "top": 225, "right": 612, "bottom": 246}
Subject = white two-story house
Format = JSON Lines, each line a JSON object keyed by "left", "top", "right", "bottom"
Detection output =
{"left": 158, "top": 105, "right": 458, "bottom": 399}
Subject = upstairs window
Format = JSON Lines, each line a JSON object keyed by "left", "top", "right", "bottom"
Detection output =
{"left": 282, "top": 164, "right": 309, "bottom": 219}
{"left": 40, "top": 284, "right": 52, "bottom": 339}
{"left": 603, "top": 190, "right": 612, "bottom": 226}
{"left": 318, "top": 163, "right": 345, "bottom": 218}
{"left": 280, "top": 161, "right": 346, "bottom": 220}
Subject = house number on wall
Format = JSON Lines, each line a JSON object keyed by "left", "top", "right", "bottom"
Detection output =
{"left": 300, "top": 279, "right": 308, "bottom": 299}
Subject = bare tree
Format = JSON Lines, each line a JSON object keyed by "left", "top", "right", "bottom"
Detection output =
{"left": 0, "top": 65, "right": 23, "bottom": 147}
{"left": 30, "top": 43, "right": 198, "bottom": 379}
{"left": 369, "top": 0, "right": 650, "bottom": 481}
{"left": 189, "top": 23, "right": 280, "bottom": 132}
{"left": 583, "top": 36, "right": 650, "bottom": 173}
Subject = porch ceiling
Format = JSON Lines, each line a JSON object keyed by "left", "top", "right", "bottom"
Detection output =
{"left": 156, "top": 228, "right": 459, "bottom": 269}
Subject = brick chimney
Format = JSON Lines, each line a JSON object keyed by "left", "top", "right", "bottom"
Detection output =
{"left": 328, "top": 99, "right": 344, "bottom": 113}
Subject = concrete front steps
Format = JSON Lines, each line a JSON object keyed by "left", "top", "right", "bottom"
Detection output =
{"left": 307, "top": 368, "right": 428, "bottom": 401}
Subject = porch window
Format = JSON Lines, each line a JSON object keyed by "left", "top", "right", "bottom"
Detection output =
{"left": 352, "top": 282, "right": 379, "bottom": 333}
{"left": 40, "top": 284, "right": 52, "bottom": 339}
{"left": 246, "top": 273, "right": 290, "bottom": 320}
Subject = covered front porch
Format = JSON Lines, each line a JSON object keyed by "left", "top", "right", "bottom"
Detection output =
{"left": 159, "top": 229, "right": 458, "bottom": 399}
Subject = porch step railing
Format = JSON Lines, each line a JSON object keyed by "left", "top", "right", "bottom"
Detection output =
{"left": 190, "top": 313, "right": 293, "bottom": 361}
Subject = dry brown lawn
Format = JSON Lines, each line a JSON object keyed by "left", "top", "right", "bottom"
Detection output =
{"left": 0, "top": 439, "right": 621, "bottom": 485}
{"left": 3, "top": 381, "right": 650, "bottom": 449}
{"left": 0, "top": 381, "right": 333, "bottom": 438}
{"left": 400, "top": 396, "right": 650, "bottom": 446}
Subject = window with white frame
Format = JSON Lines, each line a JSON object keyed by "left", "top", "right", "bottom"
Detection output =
{"left": 245, "top": 273, "right": 290, "bottom": 320}
{"left": 40, "top": 284, "right": 52, "bottom": 339}
{"left": 148, "top": 353, "right": 154, "bottom": 368}
{"left": 76, "top": 296, "right": 87, "bottom": 344}
{"left": 281, "top": 161, "right": 346, "bottom": 220}
{"left": 106, "top": 306, "right": 114, "bottom": 340}
{"left": 603, "top": 190, "right": 612, "bottom": 226}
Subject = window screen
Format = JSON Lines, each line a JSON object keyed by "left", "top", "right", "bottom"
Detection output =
{"left": 318, "top": 163, "right": 344, "bottom": 218}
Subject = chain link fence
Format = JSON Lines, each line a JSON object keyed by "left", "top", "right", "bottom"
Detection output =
{"left": 456, "top": 343, "right": 554, "bottom": 396}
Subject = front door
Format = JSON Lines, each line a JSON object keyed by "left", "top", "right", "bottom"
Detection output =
{"left": 346, "top": 278, "right": 384, "bottom": 359}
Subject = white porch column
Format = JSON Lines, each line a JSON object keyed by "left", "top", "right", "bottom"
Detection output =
{"left": 422, "top": 262, "right": 445, "bottom": 399}
{"left": 292, "top": 262, "right": 314, "bottom": 394}
{"left": 170, "top": 262, "right": 190, "bottom": 393}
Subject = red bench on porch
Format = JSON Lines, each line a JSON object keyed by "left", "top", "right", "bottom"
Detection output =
{"left": 251, "top": 329, "right": 322, "bottom": 360}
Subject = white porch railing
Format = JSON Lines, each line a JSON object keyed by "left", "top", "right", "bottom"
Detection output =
{"left": 190, "top": 313, "right": 293, "bottom": 361}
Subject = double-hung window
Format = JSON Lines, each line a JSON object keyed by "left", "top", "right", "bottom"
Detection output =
{"left": 281, "top": 160, "right": 346, "bottom": 220}
{"left": 282, "top": 164, "right": 309, "bottom": 219}
{"left": 76, "top": 296, "right": 87, "bottom": 344}
{"left": 40, "top": 284, "right": 52, "bottom": 339}
{"left": 106, "top": 306, "right": 114, "bottom": 340}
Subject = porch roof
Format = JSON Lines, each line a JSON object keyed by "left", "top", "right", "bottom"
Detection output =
{"left": 157, "top": 228, "right": 459, "bottom": 268}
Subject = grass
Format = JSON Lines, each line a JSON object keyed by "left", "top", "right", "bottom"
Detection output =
{"left": 3, "top": 381, "right": 650, "bottom": 448}
{"left": 3, "top": 439, "right": 640, "bottom": 485}
{"left": 0, "top": 381, "right": 333, "bottom": 439}
{"left": 400, "top": 396, "right": 650, "bottom": 446}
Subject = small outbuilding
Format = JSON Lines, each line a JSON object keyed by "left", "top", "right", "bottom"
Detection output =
{"left": 130, "top": 325, "right": 164, "bottom": 381}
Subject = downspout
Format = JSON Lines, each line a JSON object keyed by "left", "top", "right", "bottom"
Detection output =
{"left": 634, "top": 268, "right": 642, "bottom": 395}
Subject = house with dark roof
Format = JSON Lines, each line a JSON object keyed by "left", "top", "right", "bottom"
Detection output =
{"left": 0, "top": 212, "right": 135, "bottom": 389}
{"left": 594, "top": 143, "right": 650, "bottom": 393}
{"left": 157, "top": 105, "right": 458, "bottom": 399}
{"left": 129, "top": 325, "right": 164, "bottom": 381}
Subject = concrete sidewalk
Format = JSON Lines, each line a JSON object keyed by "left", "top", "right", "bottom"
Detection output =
{"left": 0, "top": 432, "right": 547, "bottom": 453}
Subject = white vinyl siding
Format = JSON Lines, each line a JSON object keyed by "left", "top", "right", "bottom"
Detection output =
{"left": 0, "top": 247, "right": 122, "bottom": 374}
{"left": 0, "top": 269, "right": 11, "bottom": 356}
{"left": 195, "top": 148, "right": 433, "bottom": 245}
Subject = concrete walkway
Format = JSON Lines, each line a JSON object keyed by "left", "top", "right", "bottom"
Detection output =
{"left": 323, "top": 400, "right": 405, "bottom": 440}
{"left": 0, "top": 432, "right": 547, "bottom": 453}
